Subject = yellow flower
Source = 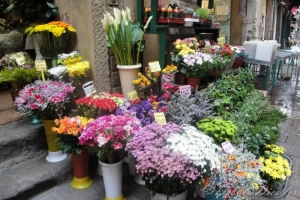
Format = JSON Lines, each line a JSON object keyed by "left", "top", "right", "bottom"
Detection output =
{"left": 254, "top": 183, "right": 259, "bottom": 190}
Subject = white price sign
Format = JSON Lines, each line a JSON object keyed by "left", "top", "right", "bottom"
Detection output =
{"left": 221, "top": 141, "right": 235, "bottom": 154}
{"left": 179, "top": 85, "right": 191, "bottom": 98}
{"left": 16, "top": 55, "right": 26, "bottom": 65}
{"left": 149, "top": 61, "right": 161, "bottom": 72}
{"left": 82, "top": 81, "right": 96, "bottom": 97}
{"left": 35, "top": 60, "right": 47, "bottom": 71}
{"left": 127, "top": 90, "right": 139, "bottom": 101}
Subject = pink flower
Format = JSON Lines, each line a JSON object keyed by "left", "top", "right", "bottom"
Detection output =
{"left": 113, "top": 142, "right": 123, "bottom": 150}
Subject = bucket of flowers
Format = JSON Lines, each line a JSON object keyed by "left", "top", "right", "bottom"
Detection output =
{"left": 14, "top": 79, "right": 74, "bottom": 162}
{"left": 126, "top": 123, "right": 220, "bottom": 200}
{"left": 203, "top": 148, "right": 268, "bottom": 200}
{"left": 52, "top": 116, "right": 94, "bottom": 189}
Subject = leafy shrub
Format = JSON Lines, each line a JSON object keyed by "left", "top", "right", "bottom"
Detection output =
{"left": 196, "top": 117, "right": 237, "bottom": 145}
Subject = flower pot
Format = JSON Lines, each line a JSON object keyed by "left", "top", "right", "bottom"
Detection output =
{"left": 205, "top": 190, "right": 224, "bottom": 200}
{"left": 134, "top": 174, "right": 145, "bottom": 185}
{"left": 150, "top": 190, "right": 188, "bottom": 200}
{"left": 99, "top": 159, "right": 125, "bottom": 200}
{"left": 175, "top": 73, "right": 186, "bottom": 85}
{"left": 44, "top": 57, "right": 58, "bottom": 69}
{"left": 42, "top": 120, "right": 67, "bottom": 162}
{"left": 29, "top": 111, "right": 42, "bottom": 124}
{"left": 26, "top": 23, "right": 44, "bottom": 60}
{"left": 71, "top": 148, "right": 93, "bottom": 190}
{"left": 187, "top": 77, "right": 201, "bottom": 90}
{"left": 117, "top": 64, "right": 142, "bottom": 99}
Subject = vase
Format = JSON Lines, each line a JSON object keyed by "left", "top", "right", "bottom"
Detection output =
{"left": 44, "top": 57, "right": 58, "bottom": 69}
{"left": 150, "top": 190, "right": 188, "bottom": 200}
{"left": 29, "top": 112, "right": 42, "bottom": 124}
{"left": 99, "top": 159, "right": 125, "bottom": 200}
{"left": 26, "top": 23, "right": 44, "bottom": 60}
{"left": 117, "top": 63, "right": 142, "bottom": 99}
{"left": 187, "top": 77, "right": 201, "bottom": 90}
{"left": 205, "top": 190, "right": 224, "bottom": 200}
{"left": 42, "top": 120, "right": 67, "bottom": 162}
{"left": 175, "top": 73, "right": 186, "bottom": 85}
{"left": 134, "top": 174, "right": 145, "bottom": 185}
{"left": 71, "top": 148, "right": 93, "bottom": 190}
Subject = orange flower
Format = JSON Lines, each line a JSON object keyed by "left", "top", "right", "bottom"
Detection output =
{"left": 145, "top": 7, "right": 151, "bottom": 12}
{"left": 167, "top": 6, "right": 173, "bottom": 12}
{"left": 236, "top": 164, "right": 241, "bottom": 169}
{"left": 238, "top": 187, "right": 245, "bottom": 198}
{"left": 248, "top": 161, "right": 256, "bottom": 168}
{"left": 161, "top": 7, "right": 167, "bottom": 12}
{"left": 227, "top": 154, "right": 236, "bottom": 162}
{"left": 203, "top": 176, "right": 210, "bottom": 187}
{"left": 234, "top": 171, "right": 247, "bottom": 177}
{"left": 223, "top": 163, "right": 228, "bottom": 169}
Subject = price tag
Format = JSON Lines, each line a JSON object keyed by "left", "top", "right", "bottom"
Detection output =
{"left": 204, "top": 39, "right": 211, "bottom": 46}
{"left": 154, "top": 112, "right": 166, "bottom": 125}
{"left": 82, "top": 81, "right": 96, "bottom": 97}
{"left": 238, "top": 142, "right": 244, "bottom": 151}
{"left": 16, "top": 55, "right": 26, "bottom": 65}
{"left": 221, "top": 141, "right": 235, "bottom": 154}
{"left": 149, "top": 61, "right": 161, "bottom": 72}
{"left": 179, "top": 85, "right": 191, "bottom": 98}
{"left": 127, "top": 90, "right": 139, "bottom": 101}
{"left": 35, "top": 60, "right": 47, "bottom": 71}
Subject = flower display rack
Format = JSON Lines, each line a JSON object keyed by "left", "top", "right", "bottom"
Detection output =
{"left": 143, "top": 17, "right": 185, "bottom": 25}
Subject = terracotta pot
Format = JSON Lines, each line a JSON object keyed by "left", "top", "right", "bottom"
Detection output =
{"left": 71, "top": 148, "right": 93, "bottom": 189}
{"left": 184, "top": 14, "right": 193, "bottom": 18}
{"left": 199, "top": 18, "right": 207, "bottom": 23}
{"left": 175, "top": 73, "right": 186, "bottom": 85}
{"left": 187, "top": 77, "right": 201, "bottom": 90}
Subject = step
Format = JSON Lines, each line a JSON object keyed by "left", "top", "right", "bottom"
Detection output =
{"left": 0, "top": 119, "right": 46, "bottom": 170}
{"left": 0, "top": 153, "right": 72, "bottom": 200}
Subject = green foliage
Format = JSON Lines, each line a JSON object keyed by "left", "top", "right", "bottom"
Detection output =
{"left": 196, "top": 117, "right": 237, "bottom": 145}
{"left": 3, "top": 0, "right": 58, "bottom": 28}
{"left": 196, "top": 7, "right": 209, "bottom": 19}
{"left": 204, "top": 68, "right": 255, "bottom": 118}
{"left": 56, "top": 134, "right": 82, "bottom": 156}
{"left": 251, "top": 109, "right": 287, "bottom": 144}
{"left": 183, "top": 7, "right": 194, "bottom": 15}
{"left": 243, "top": 128, "right": 271, "bottom": 157}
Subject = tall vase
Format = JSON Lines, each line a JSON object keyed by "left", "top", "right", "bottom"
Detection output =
{"left": 117, "top": 64, "right": 142, "bottom": 99}
{"left": 187, "top": 77, "right": 201, "bottom": 90}
{"left": 99, "top": 159, "right": 125, "bottom": 200}
{"left": 25, "top": 23, "right": 44, "bottom": 60}
{"left": 44, "top": 57, "right": 58, "bottom": 69}
{"left": 151, "top": 190, "right": 188, "bottom": 200}
{"left": 71, "top": 148, "right": 93, "bottom": 189}
{"left": 42, "top": 120, "right": 67, "bottom": 162}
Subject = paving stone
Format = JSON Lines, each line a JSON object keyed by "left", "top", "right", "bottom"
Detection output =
{"left": 286, "top": 134, "right": 300, "bottom": 145}
{"left": 276, "top": 142, "right": 300, "bottom": 158}
{"left": 280, "top": 125, "right": 300, "bottom": 135}
{"left": 289, "top": 156, "right": 300, "bottom": 176}
{"left": 286, "top": 175, "right": 300, "bottom": 198}
{"left": 293, "top": 119, "right": 300, "bottom": 126}
{"left": 278, "top": 132, "right": 288, "bottom": 142}
{"left": 284, "top": 118, "right": 294, "bottom": 126}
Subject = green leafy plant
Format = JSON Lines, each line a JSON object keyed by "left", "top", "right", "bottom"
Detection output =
{"left": 243, "top": 128, "right": 271, "bottom": 157}
{"left": 0, "top": 67, "right": 43, "bottom": 86}
{"left": 3, "top": 0, "right": 58, "bottom": 29}
{"left": 195, "top": 7, "right": 209, "bottom": 19}
{"left": 196, "top": 118, "right": 237, "bottom": 145}
{"left": 183, "top": 7, "right": 194, "bottom": 15}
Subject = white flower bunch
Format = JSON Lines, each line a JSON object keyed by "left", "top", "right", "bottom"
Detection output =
{"left": 167, "top": 124, "right": 221, "bottom": 170}
{"left": 48, "top": 65, "right": 67, "bottom": 78}
{"left": 57, "top": 51, "right": 80, "bottom": 60}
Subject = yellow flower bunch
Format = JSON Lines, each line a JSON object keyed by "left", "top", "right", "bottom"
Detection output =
{"left": 162, "top": 64, "right": 178, "bottom": 74}
{"left": 132, "top": 72, "right": 151, "bottom": 87}
{"left": 265, "top": 144, "right": 285, "bottom": 155}
{"left": 25, "top": 21, "right": 76, "bottom": 37}
{"left": 66, "top": 61, "right": 90, "bottom": 78}
{"left": 178, "top": 47, "right": 195, "bottom": 56}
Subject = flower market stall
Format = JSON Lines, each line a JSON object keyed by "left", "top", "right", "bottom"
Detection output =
{"left": 8, "top": 5, "right": 293, "bottom": 200}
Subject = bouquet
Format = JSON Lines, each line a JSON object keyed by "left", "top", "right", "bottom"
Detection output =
{"left": 259, "top": 144, "right": 292, "bottom": 190}
{"left": 4, "top": 51, "right": 34, "bottom": 70}
{"left": 126, "top": 123, "right": 220, "bottom": 199}
{"left": 52, "top": 116, "right": 94, "bottom": 156}
{"left": 205, "top": 149, "right": 267, "bottom": 200}
{"left": 102, "top": 7, "right": 152, "bottom": 65}
{"left": 24, "top": 21, "right": 76, "bottom": 57}
{"left": 75, "top": 92, "right": 126, "bottom": 118}
{"left": 79, "top": 114, "right": 141, "bottom": 163}
{"left": 14, "top": 80, "right": 75, "bottom": 120}
{"left": 171, "top": 37, "right": 198, "bottom": 64}
{"left": 58, "top": 51, "right": 83, "bottom": 65}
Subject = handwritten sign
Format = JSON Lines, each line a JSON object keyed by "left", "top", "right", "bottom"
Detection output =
{"left": 179, "top": 85, "right": 191, "bottom": 97}
{"left": 217, "top": 37, "right": 226, "bottom": 45}
{"left": 82, "top": 81, "right": 96, "bottom": 97}
{"left": 149, "top": 61, "right": 161, "bottom": 72}
{"left": 154, "top": 112, "right": 166, "bottom": 125}
{"left": 35, "top": 60, "right": 47, "bottom": 71}
{"left": 16, "top": 55, "right": 26, "bottom": 65}
{"left": 127, "top": 90, "right": 139, "bottom": 101}
{"left": 221, "top": 141, "right": 235, "bottom": 154}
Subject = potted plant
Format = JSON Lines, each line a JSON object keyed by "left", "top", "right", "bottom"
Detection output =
{"left": 79, "top": 114, "right": 141, "bottom": 200}
{"left": 24, "top": 21, "right": 76, "bottom": 65}
{"left": 196, "top": 7, "right": 209, "bottom": 22}
{"left": 126, "top": 123, "right": 220, "bottom": 200}
{"left": 52, "top": 116, "right": 94, "bottom": 189}
{"left": 102, "top": 7, "right": 152, "bottom": 98}
{"left": 259, "top": 144, "right": 292, "bottom": 192}
{"left": 14, "top": 79, "right": 75, "bottom": 162}
{"left": 203, "top": 149, "right": 267, "bottom": 200}
{"left": 196, "top": 118, "right": 237, "bottom": 145}
{"left": 183, "top": 7, "right": 195, "bottom": 18}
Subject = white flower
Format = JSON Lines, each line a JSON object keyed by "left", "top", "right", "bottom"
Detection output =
{"left": 48, "top": 65, "right": 67, "bottom": 78}
{"left": 97, "top": 135, "right": 109, "bottom": 147}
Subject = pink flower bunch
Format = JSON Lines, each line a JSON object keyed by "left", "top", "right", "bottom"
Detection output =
{"left": 79, "top": 114, "right": 141, "bottom": 163}
{"left": 126, "top": 122, "right": 202, "bottom": 197}
{"left": 14, "top": 80, "right": 74, "bottom": 120}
